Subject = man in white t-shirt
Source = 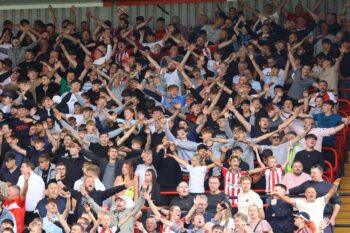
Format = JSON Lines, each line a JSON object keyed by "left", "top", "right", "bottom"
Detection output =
{"left": 237, "top": 176, "right": 264, "bottom": 218}
{"left": 273, "top": 178, "right": 341, "bottom": 229}
{"left": 17, "top": 161, "right": 45, "bottom": 223}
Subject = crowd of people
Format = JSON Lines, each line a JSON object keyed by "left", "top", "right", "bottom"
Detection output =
{"left": 0, "top": 0, "right": 349, "bottom": 232}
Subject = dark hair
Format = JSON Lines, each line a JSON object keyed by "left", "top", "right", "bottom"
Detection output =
{"left": 22, "top": 160, "right": 34, "bottom": 170}
{"left": 56, "top": 162, "right": 66, "bottom": 168}
{"left": 232, "top": 146, "right": 243, "bottom": 153}
{"left": 274, "top": 183, "right": 287, "bottom": 191}
{"left": 2, "top": 228, "right": 14, "bottom": 233}
{"left": 5, "top": 153, "right": 16, "bottom": 162}
{"left": 311, "top": 164, "right": 324, "bottom": 173}
{"left": 145, "top": 169, "right": 157, "bottom": 183}
{"left": 1, "top": 219, "right": 14, "bottom": 227}
{"left": 157, "top": 17, "right": 165, "bottom": 22}
{"left": 175, "top": 127, "right": 187, "bottom": 136}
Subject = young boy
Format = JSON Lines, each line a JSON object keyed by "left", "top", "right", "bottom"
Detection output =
{"left": 34, "top": 154, "right": 56, "bottom": 187}
{"left": 254, "top": 146, "right": 288, "bottom": 193}
{"left": 221, "top": 156, "right": 265, "bottom": 204}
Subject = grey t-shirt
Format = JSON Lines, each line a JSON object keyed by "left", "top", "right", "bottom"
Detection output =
{"left": 102, "top": 163, "right": 116, "bottom": 189}
{"left": 287, "top": 69, "right": 315, "bottom": 100}
{"left": 261, "top": 142, "right": 289, "bottom": 164}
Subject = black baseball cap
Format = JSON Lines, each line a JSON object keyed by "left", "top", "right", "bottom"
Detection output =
{"left": 293, "top": 212, "right": 310, "bottom": 222}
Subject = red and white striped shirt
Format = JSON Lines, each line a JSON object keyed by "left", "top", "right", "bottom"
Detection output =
{"left": 114, "top": 49, "right": 133, "bottom": 65}
{"left": 200, "top": 45, "right": 218, "bottom": 60}
{"left": 294, "top": 226, "right": 313, "bottom": 233}
{"left": 221, "top": 167, "right": 248, "bottom": 204}
{"left": 265, "top": 166, "right": 284, "bottom": 193}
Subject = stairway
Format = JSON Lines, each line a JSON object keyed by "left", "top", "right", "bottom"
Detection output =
{"left": 335, "top": 156, "right": 350, "bottom": 233}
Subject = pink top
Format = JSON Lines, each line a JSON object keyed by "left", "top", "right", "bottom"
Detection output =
{"left": 282, "top": 172, "right": 311, "bottom": 189}
{"left": 291, "top": 121, "right": 336, "bottom": 152}
{"left": 249, "top": 219, "right": 273, "bottom": 233}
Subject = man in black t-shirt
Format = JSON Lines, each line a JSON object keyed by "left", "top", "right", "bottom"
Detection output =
{"left": 206, "top": 176, "right": 229, "bottom": 214}
{"left": 169, "top": 181, "right": 194, "bottom": 214}
{"left": 294, "top": 134, "right": 325, "bottom": 174}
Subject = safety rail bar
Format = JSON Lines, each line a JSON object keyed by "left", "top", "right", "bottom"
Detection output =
{"left": 141, "top": 192, "right": 350, "bottom": 211}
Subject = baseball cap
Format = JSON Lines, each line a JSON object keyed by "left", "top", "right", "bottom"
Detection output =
{"left": 293, "top": 211, "right": 310, "bottom": 222}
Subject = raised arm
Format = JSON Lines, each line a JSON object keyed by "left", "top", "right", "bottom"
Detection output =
{"left": 272, "top": 192, "right": 296, "bottom": 206}
{"left": 287, "top": 44, "right": 298, "bottom": 71}
{"left": 324, "top": 178, "right": 341, "bottom": 203}
{"left": 167, "top": 151, "right": 189, "bottom": 166}
{"left": 290, "top": 125, "right": 311, "bottom": 145}
{"left": 312, "top": 0, "right": 324, "bottom": 11}
{"left": 143, "top": 192, "right": 161, "bottom": 217}
{"left": 140, "top": 50, "right": 161, "bottom": 70}
{"left": 9, "top": 142, "right": 27, "bottom": 156}
{"left": 56, "top": 204, "right": 71, "bottom": 233}
{"left": 334, "top": 117, "right": 350, "bottom": 133}
{"left": 248, "top": 54, "right": 265, "bottom": 81}
{"left": 240, "top": 0, "right": 261, "bottom": 19}
{"left": 20, "top": 174, "right": 29, "bottom": 201}
{"left": 207, "top": 89, "right": 223, "bottom": 115}
{"left": 60, "top": 43, "right": 78, "bottom": 68}
{"left": 116, "top": 125, "right": 137, "bottom": 146}
{"left": 228, "top": 105, "right": 252, "bottom": 132}
{"left": 104, "top": 82, "right": 123, "bottom": 106}
{"left": 78, "top": 40, "right": 92, "bottom": 56}
{"left": 217, "top": 35, "right": 235, "bottom": 49}
{"left": 278, "top": 110, "right": 298, "bottom": 129}
{"left": 253, "top": 145, "right": 266, "bottom": 169}
{"left": 234, "top": 17, "right": 242, "bottom": 35}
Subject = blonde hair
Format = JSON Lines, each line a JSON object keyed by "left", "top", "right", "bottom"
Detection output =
{"left": 192, "top": 154, "right": 205, "bottom": 166}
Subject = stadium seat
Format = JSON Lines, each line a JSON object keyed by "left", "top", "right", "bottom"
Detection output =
{"left": 322, "top": 147, "right": 340, "bottom": 176}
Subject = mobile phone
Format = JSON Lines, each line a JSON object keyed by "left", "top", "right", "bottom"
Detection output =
{"left": 220, "top": 202, "right": 227, "bottom": 209}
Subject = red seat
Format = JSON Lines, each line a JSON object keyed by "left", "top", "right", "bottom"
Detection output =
{"left": 323, "top": 160, "right": 334, "bottom": 182}
{"left": 322, "top": 147, "right": 340, "bottom": 175}
{"left": 337, "top": 98, "right": 350, "bottom": 115}
{"left": 338, "top": 88, "right": 350, "bottom": 100}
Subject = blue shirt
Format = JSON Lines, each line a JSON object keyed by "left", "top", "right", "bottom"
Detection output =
{"left": 313, "top": 113, "right": 342, "bottom": 146}
{"left": 42, "top": 215, "right": 63, "bottom": 233}
{"left": 161, "top": 95, "right": 186, "bottom": 110}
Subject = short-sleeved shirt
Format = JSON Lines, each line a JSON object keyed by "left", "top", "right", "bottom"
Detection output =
{"left": 186, "top": 165, "right": 207, "bottom": 193}
{"left": 221, "top": 167, "right": 249, "bottom": 204}
{"left": 295, "top": 197, "right": 326, "bottom": 229}
{"left": 237, "top": 190, "right": 264, "bottom": 216}
{"left": 287, "top": 69, "right": 315, "bottom": 100}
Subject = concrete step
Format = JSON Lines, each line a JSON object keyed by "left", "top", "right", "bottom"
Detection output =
{"left": 338, "top": 204, "right": 350, "bottom": 211}
{"left": 336, "top": 212, "right": 350, "bottom": 218}
{"left": 340, "top": 183, "right": 350, "bottom": 190}
{"left": 335, "top": 228, "right": 350, "bottom": 233}
{"left": 340, "top": 197, "right": 350, "bottom": 204}
{"left": 335, "top": 218, "right": 350, "bottom": 224}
